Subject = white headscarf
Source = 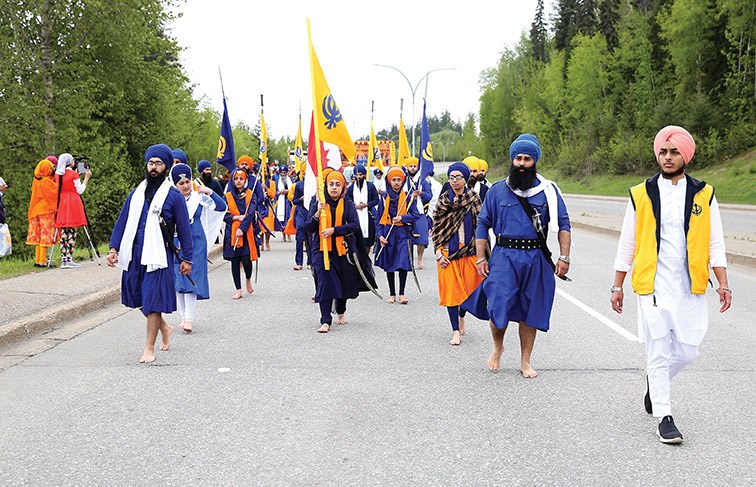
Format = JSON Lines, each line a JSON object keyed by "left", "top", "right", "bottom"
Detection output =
{"left": 56, "top": 153, "right": 74, "bottom": 176}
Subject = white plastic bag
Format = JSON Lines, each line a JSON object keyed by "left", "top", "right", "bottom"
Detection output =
{"left": 0, "top": 223, "right": 12, "bottom": 257}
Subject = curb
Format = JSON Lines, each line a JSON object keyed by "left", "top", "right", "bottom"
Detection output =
{"left": 0, "top": 244, "right": 225, "bottom": 351}
{"left": 573, "top": 221, "right": 756, "bottom": 269}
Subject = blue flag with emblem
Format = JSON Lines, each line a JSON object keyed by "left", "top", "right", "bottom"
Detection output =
{"left": 216, "top": 97, "right": 236, "bottom": 172}
{"left": 418, "top": 100, "right": 434, "bottom": 181}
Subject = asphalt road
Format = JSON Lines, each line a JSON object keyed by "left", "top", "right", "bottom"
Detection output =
{"left": 0, "top": 228, "right": 754, "bottom": 485}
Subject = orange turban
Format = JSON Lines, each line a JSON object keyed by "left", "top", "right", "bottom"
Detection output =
{"left": 386, "top": 165, "right": 406, "bottom": 183}
{"left": 654, "top": 126, "right": 696, "bottom": 163}
{"left": 325, "top": 170, "right": 347, "bottom": 197}
{"left": 237, "top": 155, "right": 255, "bottom": 167}
{"left": 403, "top": 156, "right": 419, "bottom": 168}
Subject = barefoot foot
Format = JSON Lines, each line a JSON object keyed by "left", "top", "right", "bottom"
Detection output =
{"left": 521, "top": 364, "right": 539, "bottom": 379}
{"left": 387, "top": 296, "right": 396, "bottom": 304}
{"left": 336, "top": 314, "right": 347, "bottom": 325}
{"left": 182, "top": 321, "right": 193, "bottom": 333}
{"left": 231, "top": 290, "right": 242, "bottom": 300}
{"left": 399, "top": 295, "right": 408, "bottom": 305}
{"left": 449, "top": 331, "right": 461, "bottom": 346}
{"left": 139, "top": 349, "right": 155, "bottom": 363}
{"left": 159, "top": 324, "right": 173, "bottom": 351}
{"left": 487, "top": 346, "right": 504, "bottom": 372}
{"left": 246, "top": 279, "right": 254, "bottom": 294}
{"left": 459, "top": 317, "right": 466, "bottom": 336}
{"left": 317, "top": 323, "right": 330, "bottom": 333}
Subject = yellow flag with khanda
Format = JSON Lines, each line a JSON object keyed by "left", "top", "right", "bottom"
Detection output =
{"left": 397, "top": 114, "right": 411, "bottom": 165}
{"left": 368, "top": 121, "right": 385, "bottom": 173}
{"left": 307, "top": 22, "right": 356, "bottom": 163}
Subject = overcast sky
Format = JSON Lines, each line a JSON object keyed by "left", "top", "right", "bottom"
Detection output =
{"left": 168, "top": 0, "right": 542, "bottom": 141}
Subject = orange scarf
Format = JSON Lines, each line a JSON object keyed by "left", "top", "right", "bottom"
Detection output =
{"left": 321, "top": 198, "right": 347, "bottom": 256}
{"left": 28, "top": 160, "right": 58, "bottom": 219}
{"left": 225, "top": 190, "right": 259, "bottom": 261}
{"left": 379, "top": 191, "right": 408, "bottom": 226}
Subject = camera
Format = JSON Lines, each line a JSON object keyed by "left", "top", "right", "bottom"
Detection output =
{"left": 73, "top": 155, "right": 91, "bottom": 174}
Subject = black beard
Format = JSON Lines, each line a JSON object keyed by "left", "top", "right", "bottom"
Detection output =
{"left": 355, "top": 178, "right": 364, "bottom": 189}
{"left": 508, "top": 164, "right": 537, "bottom": 191}
{"left": 661, "top": 166, "right": 685, "bottom": 179}
{"left": 201, "top": 172, "right": 213, "bottom": 184}
{"left": 146, "top": 168, "right": 167, "bottom": 186}
{"left": 478, "top": 173, "right": 486, "bottom": 182}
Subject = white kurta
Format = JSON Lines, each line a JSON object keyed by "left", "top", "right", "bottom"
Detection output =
{"left": 614, "top": 177, "right": 727, "bottom": 346}
{"left": 276, "top": 176, "right": 291, "bottom": 222}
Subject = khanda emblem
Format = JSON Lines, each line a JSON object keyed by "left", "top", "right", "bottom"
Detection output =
{"left": 422, "top": 142, "right": 434, "bottom": 162}
{"left": 372, "top": 147, "right": 381, "bottom": 162}
{"left": 259, "top": 141, "right": 267, "bottom": 155}
{"left": 295, "top": 146, "right": 304, "bottom": 162}
{"left": 692, "top": 203, "right": 702, "bottom": 216}
{"left": 322, "top": 95, "right": 343, "bottom": 129}
{"left": 217, "top": 136, "right": 227, "bottom": 159}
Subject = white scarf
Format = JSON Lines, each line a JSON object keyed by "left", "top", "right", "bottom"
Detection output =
{"left": 117, "top": 178, "right": 172, "bottom": 272}
{"left": 276, "top": 176, "right": 290, "bottom": 221}
{"left": 407, "top": 173, "right": 423, "bottom": 213}
{"left": 506, "top": 174, "right": 562, "bottom": 233}
{"left": 183, "top": 191, "right": 225, "bottom": 256}
{"left": 353, "top": 181, "right": 369, "bottom": 238}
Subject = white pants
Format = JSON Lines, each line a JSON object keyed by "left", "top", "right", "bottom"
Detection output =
{"left": 645, "top": 329, "right": 699, "bottom": 418}
{"left": 176, "top": 292, "right": 197, "bottom": 322}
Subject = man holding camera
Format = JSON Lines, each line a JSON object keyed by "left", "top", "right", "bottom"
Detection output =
{"left": 54, "top": 153, "right": 92, "bottom": 268}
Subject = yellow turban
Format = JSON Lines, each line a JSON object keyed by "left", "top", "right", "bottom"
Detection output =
{"left": 403, "top": 156, "right": 419, "bottom": 168}
{"left": 463, "top": 156, "right": 480, "bottom": 171}
{"left": 478, "top": 159, "right": 488, "bottom": 171}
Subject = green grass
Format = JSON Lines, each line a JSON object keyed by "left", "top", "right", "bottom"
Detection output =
{"left": 488, "top": 149, "right": 756, "bottom": 204}
{"left": 0, "top": 243, "right": 110, "bottom": 280}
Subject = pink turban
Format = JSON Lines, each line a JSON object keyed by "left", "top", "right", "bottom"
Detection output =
{"left": 653, "top": 125, "right": 696, "bottom": 163}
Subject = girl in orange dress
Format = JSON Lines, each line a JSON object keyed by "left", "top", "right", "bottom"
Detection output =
{"left": 27, "top": 159, "right": 58, "bottom": 266}
{"left": 430, "top": 162, "right": 483, "bottom": 346}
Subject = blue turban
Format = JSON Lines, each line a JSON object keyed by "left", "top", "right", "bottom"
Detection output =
{"left": 252, "top": 163, "right": 261, "bottom": 172}
{"left": 509, "top": 134, "right": 541, "bottom": 164}
{"left": 197, "top": 160, "right": 212, "bottom": 172}
{"left": 279, "top": 164, "right": 289, "bottom": 173}
{"left": 373, "top": 168, "right": 383, "bottom": 175}
{"left": 172, "top": 148, "right": 187, "bottom": 165}
{"left": 144, "top": 144, "right": 173, "bottom": 166}
{"left": 448, "top": 161, "right": 471, "bottom": 181}
{"left": 354, "top": 164, "right": 367, "bottom": 175}
{"left": 170, "top": 163, "right": 192, "bottom": 185}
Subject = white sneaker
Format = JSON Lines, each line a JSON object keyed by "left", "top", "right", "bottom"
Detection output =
{"left": 67, "top": 260, "right": 81, "bottom": 268}
{"left": 60, "top": 260, "right": 71, "bottom": 269}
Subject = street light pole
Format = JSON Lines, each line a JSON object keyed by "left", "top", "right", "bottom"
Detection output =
{"left": 374, "top": 64, "right": 455, "bottom": 155}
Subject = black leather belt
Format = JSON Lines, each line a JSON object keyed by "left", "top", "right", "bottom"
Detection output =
{"left": 495, "top": 236, "right": 540, "bottom": 250}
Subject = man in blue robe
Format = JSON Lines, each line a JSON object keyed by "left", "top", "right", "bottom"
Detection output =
{"left": 462, "top": 135, "right": 571, "bottom": 377}
{"left": 107, "top": 144, "right": 193, "bottom": 364}
{"left": 291, "top": 174, "right": 311, "bottom": 270}
{"left": 403, "top": 157, "right": 432, "bottom": 269}
{"left": 345, "top": 164, "right": 379, "bottom": 253}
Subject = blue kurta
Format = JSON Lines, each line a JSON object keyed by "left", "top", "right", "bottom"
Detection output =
{"left": 405, "top": 177, "right": 432, "bottom": 246}
{"left": 461, "top": 180, "right": 570, "bottom": 331}
{"left": 110, "top": 184, "right": 193, "bottom": 315}
{"left": 374, "top": 190, "right": 420, "bottom": 272}
{"left": 174, "top": 192, "right": 227, "bottom": 299}
{"left": 223, "top": 188, "right": 264, "bottom": 260}
{"left": 305, "top": 199, "right": 363, "bottom": 302}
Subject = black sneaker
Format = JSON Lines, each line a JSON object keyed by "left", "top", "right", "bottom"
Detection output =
{"left": 644, "top": 372, "right": 653, "bottom": 415}
{"left": 657, "top": 416, "right": 683, "bottom": 444}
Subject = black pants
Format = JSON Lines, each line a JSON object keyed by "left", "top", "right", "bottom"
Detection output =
{"left": 230, "top": 255, "right": 253, "bottom": 290}
{"left": 319, "top": 298, "right": 347, "bottom": 325}
{"left": 386, "top": 270, "right": 408, "bottom": 296}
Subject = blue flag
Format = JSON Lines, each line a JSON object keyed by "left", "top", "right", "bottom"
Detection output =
{"left": 216, "top": 98, "right": 236, "bottom": 172}
{"left": 418, "top": 100, "right": 434, "bottom": 181}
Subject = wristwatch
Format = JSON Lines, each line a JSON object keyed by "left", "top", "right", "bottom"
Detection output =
{"left": 558, "top": 255, "right": 570, "bottom": 264}
{"left": 610, "top": 286, "right": 623, "bottom": 293}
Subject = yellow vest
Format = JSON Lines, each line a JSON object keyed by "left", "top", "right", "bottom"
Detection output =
{"left": 629, "top": 175, "right": 714, "bottom": 295}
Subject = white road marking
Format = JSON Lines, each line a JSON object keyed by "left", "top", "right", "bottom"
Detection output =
{"left": 556, "top": 288, "right": 638, "bottom": 341}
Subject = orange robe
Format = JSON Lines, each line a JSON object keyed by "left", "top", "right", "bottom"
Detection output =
{"left": 261, "top": 179, "right": 276, "bottom": 234}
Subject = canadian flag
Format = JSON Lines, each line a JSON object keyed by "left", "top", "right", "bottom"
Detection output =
{"left": 303, "top": 111, "right": 343, "bottom": 210}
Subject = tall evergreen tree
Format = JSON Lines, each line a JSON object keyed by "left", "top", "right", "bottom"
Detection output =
{"left": 599, "top": 0, "right": 621, "bottom": 51}
{"left": 576, "top": 0, "right": 598, "bottom": 36}
{"left": 530, "top": 0, "right": 548, "bottom": 62}
{"left": 553, "top": 0, "right": 579, "bottom": 50}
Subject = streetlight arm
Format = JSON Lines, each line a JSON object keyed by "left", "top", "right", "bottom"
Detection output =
{"left": 374, "top": 64, "right": 416, "bottom": 97}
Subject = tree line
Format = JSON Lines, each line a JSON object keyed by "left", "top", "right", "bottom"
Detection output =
{"left": 478, "top": 0, "right": 755, "bottom": 176}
